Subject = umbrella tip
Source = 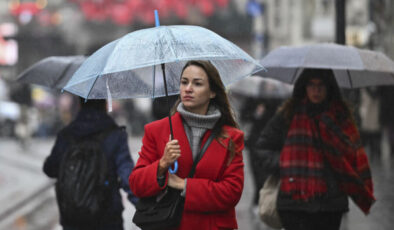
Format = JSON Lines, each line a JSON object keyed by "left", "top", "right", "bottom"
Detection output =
{"left": 154, "top": 10, "right": 160, "bottom": 27}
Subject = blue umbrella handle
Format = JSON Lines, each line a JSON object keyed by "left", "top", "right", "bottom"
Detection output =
{"left": 169, "top": 160, "right": 178, "bottom": 174}
{"left": 154, "top": 10, "right": 160, "bottom": 27}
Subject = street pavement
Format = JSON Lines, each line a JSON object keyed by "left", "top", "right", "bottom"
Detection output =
{"left": 0, "top": 138, "right": 58, "bottom": 230}
{"left": 0, "top": 136, "right": 392, "bottom": 230}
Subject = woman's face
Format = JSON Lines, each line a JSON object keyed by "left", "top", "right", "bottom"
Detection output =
{"left": 180, "top": 65, "right": 216, "bottom": 115}
{"left": 306, "top": 78, "right": 327, "bottom": 104}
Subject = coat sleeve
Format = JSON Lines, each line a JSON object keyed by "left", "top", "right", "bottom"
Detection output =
{"left": 113, "top": 129, "right": 138, "bottom": 205}
{"left": 42, "top": 132, "right": 67, "bottom": 178}
{"left": 129, "top": 124, "right": 167, "bottom": 198}
{"left": 252, "top": 113, "right": 288, "bottom": 176}
{"left": 184, "top": 130, "right": 244, "bottom": 212}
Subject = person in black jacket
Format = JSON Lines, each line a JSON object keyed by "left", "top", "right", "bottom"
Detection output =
{"left": 253, "top": 69, "right": 375, "bottom": 230}
{"left": 43, "top": 98, "right": 137, "bottom": 230}
{"left": 242, "top": 98, "right": 282, "bottom": 205}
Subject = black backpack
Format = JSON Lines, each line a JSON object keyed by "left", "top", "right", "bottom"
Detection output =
{"left": 55, "top": 127, "right": 117, "bottom": 226}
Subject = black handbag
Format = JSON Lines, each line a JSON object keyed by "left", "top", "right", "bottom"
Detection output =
{"left": 132, "top": 132, "right": 216, "bottom": 230}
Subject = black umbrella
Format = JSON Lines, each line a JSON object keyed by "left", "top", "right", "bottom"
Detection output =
{"left": 17, "top": 56, "right": 86, "bottom": 89}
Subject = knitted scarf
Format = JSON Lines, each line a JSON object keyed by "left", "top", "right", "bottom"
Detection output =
{"left": 279, "top": 100, "right": 376, "bottom": 214}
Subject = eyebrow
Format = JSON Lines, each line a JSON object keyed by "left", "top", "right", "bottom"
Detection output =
{"left": 181, "top": 77, "right": 204, "bottom": 81}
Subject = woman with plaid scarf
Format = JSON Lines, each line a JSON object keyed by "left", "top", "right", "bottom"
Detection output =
{"left": 253, "top": 69, "right": 375, "bottom": 230}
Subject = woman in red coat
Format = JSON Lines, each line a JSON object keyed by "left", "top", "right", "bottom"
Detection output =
{"left": 129, "top": 60, "right": 244, "bottom": 230}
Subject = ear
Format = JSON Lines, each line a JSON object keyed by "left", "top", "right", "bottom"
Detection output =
{"left": 210, "top": 91, "right": 216, "bottom": 99}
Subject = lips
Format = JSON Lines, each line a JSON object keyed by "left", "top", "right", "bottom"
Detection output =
{"left": 183, "top": 96, "right": 193, "bottom": 100}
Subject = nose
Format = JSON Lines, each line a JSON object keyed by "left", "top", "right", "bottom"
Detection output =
{"left": 312, "top": 87, "right": 321, "bottom": 93}
{"left": 185, "top": 83, "right": 193, "bottom": 92}
{"left": 310, "top": 85, "right": 323, "bottom": 93}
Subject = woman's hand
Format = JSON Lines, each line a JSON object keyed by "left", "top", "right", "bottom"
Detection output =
{"left": 168, "top": 173, "right": 185, "bottom": 190}
{"left": 158, "top": 136, "right": 181, "bottom": 176}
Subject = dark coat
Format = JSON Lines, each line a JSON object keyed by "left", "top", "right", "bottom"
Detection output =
{"left": 43, "top": 108, "right": 137, "bottom": 229}
{"left": 253, "top": 112, "right": 348, "bottom": 213}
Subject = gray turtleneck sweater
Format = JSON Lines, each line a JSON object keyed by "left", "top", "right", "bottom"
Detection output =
{"left": 177, "top": 103, "right": 221, "bottom": 160}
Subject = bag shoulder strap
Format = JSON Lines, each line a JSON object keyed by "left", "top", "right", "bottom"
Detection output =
{"left": 187, "top": 130, "right": 217, "bottom": 178}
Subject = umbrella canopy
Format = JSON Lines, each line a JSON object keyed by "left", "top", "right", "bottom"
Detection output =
{"left": 63, "top": 25, "right": 264, "bottom": 99}
{"left": 257, "top": 43, "right": 394, "bottom": 88}
{"left": 229, "top": 75, "right": 292, "bottom": 99}
{"left": 17, "top": 56, "right": 86, "bottom": 89}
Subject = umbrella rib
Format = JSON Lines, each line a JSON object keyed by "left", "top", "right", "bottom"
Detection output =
{"left": 164, "top": 27, "right": 179, "bottom": 61}
{"left": 152, "top": 44, "right": 158, "bottom": 98}
{"left": 16, "top": 64, "right": 36, "bottom": 82}
{"left": 290, "top": 68, "right": 301, "bottom": 83}
{"left": 52, "top": 62, "right": 73, "bottom": 88}
{"left": 152, "top": 65, "right": 156, "bottom": 98}
{"left": 86, "top": 75, "right": 100, "bottom": 99}
{"left": 346, "top": 69, "right": 354, "bottom": 88}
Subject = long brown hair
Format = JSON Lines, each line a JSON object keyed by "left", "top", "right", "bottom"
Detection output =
{"left": 171, "top": 60, "right": 239, "bottom": 163}
{"left": 279, "top": 68, "right": 353, "bottom": 122}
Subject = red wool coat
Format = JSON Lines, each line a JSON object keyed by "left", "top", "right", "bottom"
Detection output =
{"left": 129, "top": 112, "right": 244, "bottom": 230}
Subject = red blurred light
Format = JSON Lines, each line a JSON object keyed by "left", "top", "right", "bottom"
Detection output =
{"left": 10, "top": 2, "right": 41, "bottom": 16}
{"left": 67, "top": 0, "right": 229, "bottom": 25}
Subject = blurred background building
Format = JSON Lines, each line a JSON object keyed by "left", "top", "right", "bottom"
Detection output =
{"left": 261, "top": 0, "right": 377, "bottom": 49}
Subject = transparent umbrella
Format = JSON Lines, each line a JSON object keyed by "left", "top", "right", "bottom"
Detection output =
{"left": 257, "top": 43, "right": 394, "bottom": 88}
{"left": 63, "top": 26, "right": 263, "bottom": 99}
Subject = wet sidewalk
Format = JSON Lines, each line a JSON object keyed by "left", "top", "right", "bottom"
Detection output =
{"left": 0, "top": 138, "right": 57, "bottom": 230}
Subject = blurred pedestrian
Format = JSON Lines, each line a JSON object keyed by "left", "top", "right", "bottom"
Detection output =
{"left": 242, "top": 98, "right": 282, "bottom": 206}
{"left": 0, "top": 75, "right": 8, "bottom": 100}
{"left": 359, "top": 87, "right": 381, "bottom": 159}
{"left": 123, "top": 99, "right": 152, "bottom": 136}
{"left": 253, "top": 69, "right": 375, "bottom": 230}
{"left": 58, "top": 93, "right": 80, "bottom": 126}
{"left": 129, "top": 60, "right": 244, "bottom": 230}
{"left": 43, "top": 98, "right": 137, "bottom": 230}
{"left": 379, "top": 85, "right": 394, "bottom": 157}
{"left": 9, "top": 83, "right": 32, "bottom": 148}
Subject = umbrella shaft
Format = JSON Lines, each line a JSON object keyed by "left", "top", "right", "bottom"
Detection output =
{"left": 161, "top": 63, "right": 174, "bottom": 139}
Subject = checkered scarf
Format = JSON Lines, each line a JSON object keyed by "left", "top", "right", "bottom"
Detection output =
{"left": 280, "top": 100, "right": 376, "bottom": 214}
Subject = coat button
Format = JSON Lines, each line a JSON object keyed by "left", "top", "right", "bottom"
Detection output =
{"left": 289, "top": 177, "right": 294, "bottom": 182}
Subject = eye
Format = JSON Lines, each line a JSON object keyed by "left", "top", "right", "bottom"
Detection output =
{"left": 194, "top": 80, "right": 204, "bottom": 86}
{"left": 181, "top": 80, "right": 188, "bottom": 85}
